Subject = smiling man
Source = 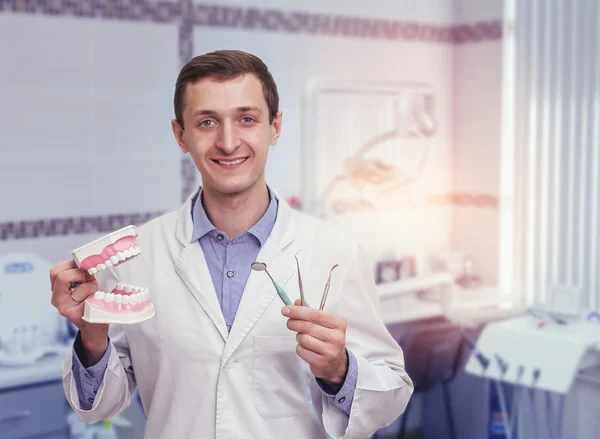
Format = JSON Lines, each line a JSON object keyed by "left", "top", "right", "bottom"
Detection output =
{"left": 50, "top": 50, "right": 413, "bottom": 439}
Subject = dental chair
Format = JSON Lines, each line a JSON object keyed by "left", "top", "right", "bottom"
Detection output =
{"left": 376, "top": 317, "right": 465, "bottom": 439}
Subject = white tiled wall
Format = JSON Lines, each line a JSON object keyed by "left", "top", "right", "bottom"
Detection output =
{"left": 0, "top": 15, "right": 181, "bottom": 222}
{"left": 451, "top": 0, "right": 504, "bottom": 284}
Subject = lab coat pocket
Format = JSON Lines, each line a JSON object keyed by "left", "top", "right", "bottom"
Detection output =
{"left": 253, "top": 335, "right": 312, "bottom": 419}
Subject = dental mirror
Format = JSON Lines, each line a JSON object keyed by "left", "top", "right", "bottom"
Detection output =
{"left": 251, "top": 261, "right": 293, "bottom": 306}
{"left": 251, "top": 262, "right": 267, "bottom": 271}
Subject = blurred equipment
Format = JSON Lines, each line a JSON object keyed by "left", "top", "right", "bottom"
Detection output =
{"left": 0, "top": 252, "right": 70, "bottom": 367}
{"left": 464, "top": 313, "right": 600, "bottom": 438}
{"left": 386, "top": 318, "right": 465, "bottom": 439}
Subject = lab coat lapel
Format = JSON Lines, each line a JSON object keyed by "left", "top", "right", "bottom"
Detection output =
{"left": 174, "top": 189, "right": 229, "bottom": 341}
{"left": 222, "top": 199, "right": 297, "bottom": 363}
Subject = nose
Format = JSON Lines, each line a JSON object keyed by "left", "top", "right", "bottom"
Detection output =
{"left": 216, "top": 121, "right": 241, "bottom": 154}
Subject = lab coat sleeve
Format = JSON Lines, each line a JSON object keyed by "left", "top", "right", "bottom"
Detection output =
{"left": 71, "top": 331, "right": 112, "bottom": 410}
{"left": 316, "top": 349, "right": 359, "bottom": 416}
{"left": 62, "top": 323, "right": 137, "bottom": 424}
{"left": 320, "top": 243, "right": 414, "bottom": 439}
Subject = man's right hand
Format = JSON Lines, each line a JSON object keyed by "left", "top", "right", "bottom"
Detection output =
{"left": 50, "top": 260, "right": 109, "bottom": 366}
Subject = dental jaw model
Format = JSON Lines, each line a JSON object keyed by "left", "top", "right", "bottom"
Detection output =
{"left": 71, "top": 225, "right": 155, "bottom": 324}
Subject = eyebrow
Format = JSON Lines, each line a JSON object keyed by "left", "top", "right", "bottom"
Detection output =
{"left": 192, "top": 106, "right": 262, "bottom": 117}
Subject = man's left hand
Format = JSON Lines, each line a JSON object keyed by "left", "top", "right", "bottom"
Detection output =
{"left": 282, "top": 299, "right": 348, "bottom": 385}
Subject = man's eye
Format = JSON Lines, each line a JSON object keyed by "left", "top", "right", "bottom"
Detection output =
{"left": 200, "top": 120, "right": 214, "bottom": 127}
{"left": 242, "top": 117, "right": 254, "bottom": 123}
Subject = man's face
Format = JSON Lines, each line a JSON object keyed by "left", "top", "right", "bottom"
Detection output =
{"left": 172, "top": 74, "right": 282, "bottom": 197}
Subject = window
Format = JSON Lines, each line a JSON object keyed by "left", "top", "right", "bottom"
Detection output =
{"left": 500, "top": 0, "right": 600, "bottom": 313}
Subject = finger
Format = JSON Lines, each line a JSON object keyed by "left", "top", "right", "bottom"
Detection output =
{"left": 287, "top": 319, "right": 337, "bottom": 343}
{"left": 54, "top": 281, "right": 97, "bottom": 309}
{"left": 296, "top": 343, "right": 326, "bottom": 368}
{"left": 69, "top": 282, "right": 98, "bottom": 303}
{"left": 49, "top": 260, "right": 77, "bottom": 289}
{"left": 53, "top": 269, "right": 89, "bottom": 294}
{"left": 294, "top": 298, "right": 311, "bottom": 307}
{"left": 282, "top": 305, "right": 344, "bottom": 330}
{"left": 296, "top": 333, "right": 331, "bottom": 357}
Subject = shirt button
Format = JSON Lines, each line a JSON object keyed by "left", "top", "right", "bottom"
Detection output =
{"left": 88, "top": 398, "right": 94, "bottom": 403}
{"left": 338, "top": 396, "right": 346, "bottom": 403}
{"left": 227, "top": 270, "right": 234, "bottom": 278}
{"left": 217, "top": 234, "right": 223, "bottom": 241}
{"left": 226, "top": 325, "right": 231, "bottom": 332}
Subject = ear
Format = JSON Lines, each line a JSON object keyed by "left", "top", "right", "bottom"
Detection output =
{"left": 270, "top": 110, "right": 283, "bottom": 146}
{"left": 171, "top": 119, "right": 188, "bottom": 153}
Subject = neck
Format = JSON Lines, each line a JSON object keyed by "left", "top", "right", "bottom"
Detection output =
{"left": 201, "top": 178, "right": 270, "bottom": 239}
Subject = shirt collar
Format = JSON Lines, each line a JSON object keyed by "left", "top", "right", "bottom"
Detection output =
{"left": 190, "top": 186, "right": 278, "bottom": 246}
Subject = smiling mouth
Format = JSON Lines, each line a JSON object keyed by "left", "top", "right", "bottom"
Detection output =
{"left": 212, "top": 158, "right": 248, "bottom": 167}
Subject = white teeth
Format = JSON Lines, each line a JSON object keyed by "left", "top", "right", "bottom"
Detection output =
{"left": 105, "top": 293, "right": 115, "bottom": 302}
{"left": 130, "top": 294, "right": 138, "bottom": 304}
{"left": 217, "top": 158, "right": 245, "bottom": 165}
{"left": 124, "top": 284, "right": 133, "bottom": 293}
{"left": 115, "top": 294, "right": 123, "bottom": 304}
{"left": 91, "top": 247, "right": 141, "bottom": 273}
{"left": 122, "top": 295, "right": 130, "bottom": 305}
{"left": 94, "top": 291, "right": 105, "bottom": 300}
{"left": 116, "top": 282, "right": 124, "bottom": 290}
{"left": 133, "top": 286, "right": 140, "bottom": 294}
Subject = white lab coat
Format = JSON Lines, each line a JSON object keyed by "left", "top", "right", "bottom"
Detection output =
{"left": 63, "top": 188, "right": 413, "bottom": 439}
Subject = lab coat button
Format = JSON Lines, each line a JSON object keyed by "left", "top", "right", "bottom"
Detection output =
{"left": 227, "top": 270, "right": 234, "bottom": 278}
{"left": 338, "top": 397, "right": 346, "bottom": 403}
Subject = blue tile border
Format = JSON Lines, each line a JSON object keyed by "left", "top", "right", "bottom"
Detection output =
{"left": 0, "top": 0, "right": 180, "bottom": 23}
{"left": 0, "top": 1, "right": 502, "bottom": 43}
{"left": 0, "top": 212, "right": 165, "bottom": 240}
{"left": 191, "top": 5, "right": 502, "bottom": 44}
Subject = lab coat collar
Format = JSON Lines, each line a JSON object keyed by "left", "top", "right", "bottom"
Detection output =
{"left": 189, "top": 185, "right": 279, "bottom": 246}
{"left": 174, "top": 185, "right": 298, "bottom": 348}
{"left": 176, "top": 186, "right": 290, "bottom": 248}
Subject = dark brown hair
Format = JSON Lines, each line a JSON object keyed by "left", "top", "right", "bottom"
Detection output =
{"left": 174, "top": 50, "right": 279, "bottom": 129}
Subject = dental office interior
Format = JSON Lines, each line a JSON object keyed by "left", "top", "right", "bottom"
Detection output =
{"left": 1, "top": 0, "right": 599, "bottom": 437}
